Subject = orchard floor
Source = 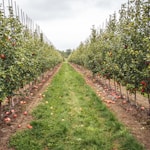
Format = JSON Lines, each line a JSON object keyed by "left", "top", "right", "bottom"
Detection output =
{"left": 0, "top": 64, "right": 61, "bottom": 150}
{"left": 71, "top": 63, "right": 150, "bottom": 150}
{"left": 0, "top": 62, "right": 150, "bottom": 150}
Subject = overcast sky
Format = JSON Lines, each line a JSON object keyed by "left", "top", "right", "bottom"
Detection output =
{"left": 14, "top": 0, "right": 127, "bottom": 51}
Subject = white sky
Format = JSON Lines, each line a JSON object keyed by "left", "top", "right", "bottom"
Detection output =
{"left": 13, "top": 0, "right": 127, "bottom": 50}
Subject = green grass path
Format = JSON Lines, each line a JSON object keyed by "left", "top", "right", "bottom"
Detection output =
{"left": 9, "top": 62, "right": 145, "bottom": 150}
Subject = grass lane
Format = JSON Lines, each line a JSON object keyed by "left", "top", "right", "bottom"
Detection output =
{"left": 9, "top": 62, "right": 145, "bottom": 150}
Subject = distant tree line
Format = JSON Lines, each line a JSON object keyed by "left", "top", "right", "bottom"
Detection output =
{"left": 58, "top": 49, "right": 72, "bottom": 58}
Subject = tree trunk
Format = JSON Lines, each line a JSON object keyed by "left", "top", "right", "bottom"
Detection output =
{"left": 108, "top": 79, "right": 111, "bottom": 89}
{"left": 126, "top": 89, "right": 130, "bottom": 102}
{"left": 148, "top": 92, "right": 150, "bottom": 116}
{"left": 119, "top": 84, "right": 122, "bottom": 98}
{"left": 114, "top": 79, "right": 116, "bottom": 92}
{"left": 0, "top": 101, "right": 2, "bottom": 120}
{"left": 134, "top": 90, "right": 137, "bottom": 103}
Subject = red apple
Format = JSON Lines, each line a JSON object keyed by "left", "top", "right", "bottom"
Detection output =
{"left": 27, "top": 124, "right": 32, "bottom": 129}
{"left": 5, "top": 111, "right": 10, "bottom": 115}
{"left": 20, "top": 101, "right": 24, "bottom": 104}
{"left": 141, "top": 88, "right": 145, "bottom": 93}
{"left": 18, "top": 124, "right": 21, "bottom": 128}
{"left": 23, "top": 101, "right": 26, "bottom": 104}
{"left": 141, "top": 106, "right": 145, "bottom": 110}
{"left": 13, "top": 114, "right": 17, "bottom": 118}
{"left": 4, "top": 117, "right": 11, "bottom": 123}
{"left": 140, "top": 81, "right": 147, "bottom": 87}
{"left": 11, "top": 109, "right": 15, "bottom": 113}
{"left": 122, "top": 100, "right": 127, "bottom": 104}
{"left": 23, "top": 111, "right": 27, "bottom": 115}
{"left": 0, "top": 54, "right": 6, "bottom": 59}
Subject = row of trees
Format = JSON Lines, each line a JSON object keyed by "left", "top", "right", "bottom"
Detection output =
{"left": 69, "top": 0, "right": 150, "bottom": 106}
{"left": 0, "top": 4, "right": 63, "bottom": 103}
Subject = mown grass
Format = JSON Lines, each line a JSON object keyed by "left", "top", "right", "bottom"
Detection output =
{"left": 9, "top": 62, "right": 145, "bottom": 150}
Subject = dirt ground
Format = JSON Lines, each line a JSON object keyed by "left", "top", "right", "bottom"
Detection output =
{"left": 0, "top": 63, "right": 150, "bottom": 150}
